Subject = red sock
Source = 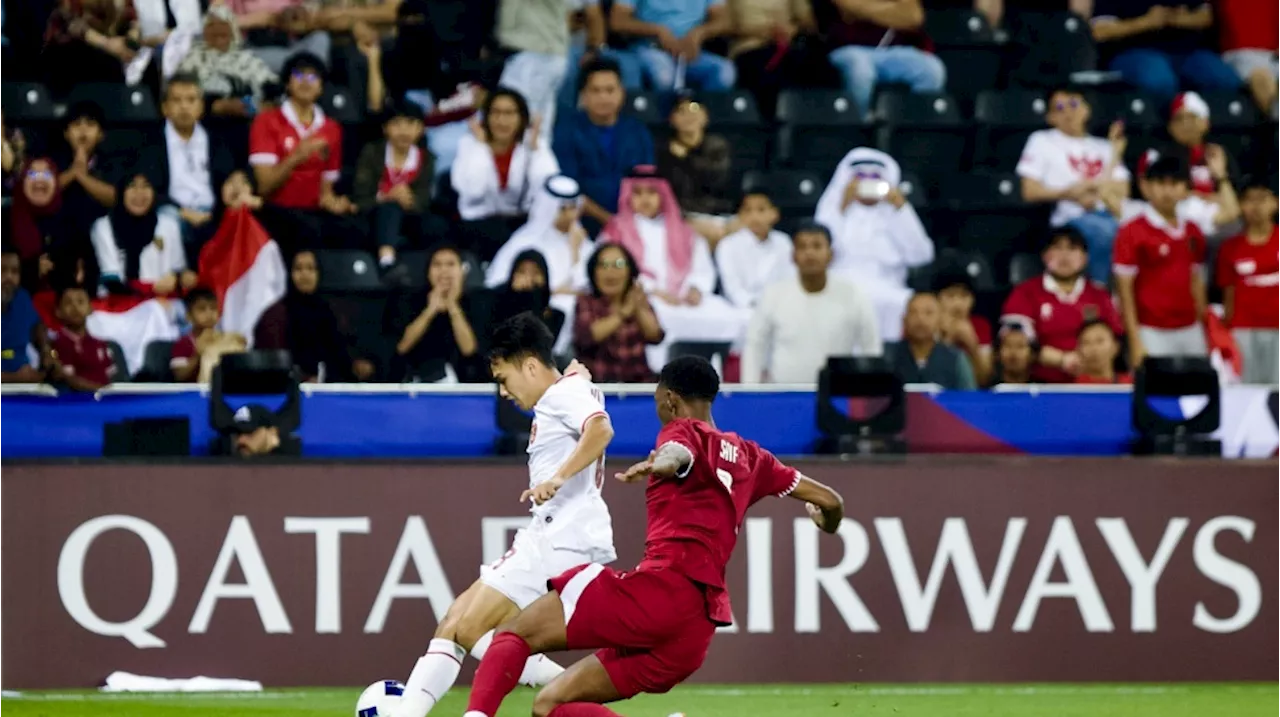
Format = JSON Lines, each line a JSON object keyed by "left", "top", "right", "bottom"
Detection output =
{"left": 465, "top": 631, "right": 530, "bottom": 715}
{"left": 548, "top": 704, "right": 624, "bottom": 716}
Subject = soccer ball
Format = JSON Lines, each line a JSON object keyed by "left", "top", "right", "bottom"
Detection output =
{"left": 355, "top": 679, "right": 405, "bottom": 716}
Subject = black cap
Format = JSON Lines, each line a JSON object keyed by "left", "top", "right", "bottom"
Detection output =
{"left": 230, "top": 404, "right": 276, "bottom": 433}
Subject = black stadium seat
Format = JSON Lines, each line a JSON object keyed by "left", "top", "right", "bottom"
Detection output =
{"left": 318, "top": 250, "right": 384, "bottom": 291}
{"left": 106, "top": 341, "right": 130, "bottom": 382}
{"left": 775, "top": 90, "right": 871, "bottom": 174}
{"left": 937, "top": 172, "right": 1050, "bottom": 268}
{"left": 2, "top": 82, "right": 57, "bottom": 123}
{"left": 973, "top": 90, "right": 1047, "bottom": 170}
{"left": 696, "top": 90, "right": 762, "bottom": 127}
{"left": 321, "top": 86, "right": 363, "bottom": 125}
{"left": 139, "top": 340, "right": 177, "bottom": 382}
{"left": 927, "top": 9, "right": 1002, "bottom": 100}
{"left": 777, "top": 89, "right": 862, "bottom": 125}
{"left": 398, "top": 250, "right": 485, "bottom": 290}
{"left": 1005, "top": 12, "right": 1098, "bottom": 88}
{"left": 1088, "top": 91, "right": 1162, "bottom": 135}
{"left": 742, "top": 170, "right": 824, "bottom": 218}
{"left": 875, "top": 93, "right": 967, "bottom": 181}
{"left": 925, "top": 8, "right": 997, "bottom": 46}
{"left": 66, "top": 83, "right": 159, "bottom": 124}
{"left": 1199, "top": 91, "right": 1261, "bottom": 131}
{"left": 939, "top": 171, "right": 1024, "bottom": 209}
{"left": 626, "top": 91, "right": 670, "bottom": 127}
{"left": 936, "top": 248, "right": 998, "bottom": 292}
{"left": 1008, "top": 252, "right": 1044, "bottom": 286}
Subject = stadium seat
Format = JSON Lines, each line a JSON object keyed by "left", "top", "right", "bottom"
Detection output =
{"left": 973, "top": 90, "right": 1048, "bottom": 170}
{"left": 2, "top": 82, "right": 57, "bottom": 123}
{"left": 66, "top": 84, "right": 159, "bottom": 124}
{"left": 1088, "top": 91, "right": 1163, "bottom": 135}
{"left": 320, "top": 86, "right": 363, "bottom": 125}
{"left": 1199, "top": 91, "right": 1261, "bottom": 131}
{"left": 875, "top": 93, "right": 967, "bottom": 182}
{"left": 106, "top": 341, "right": 130, "bottom": 381}
{"left": 925, "top": 9, "right": 997, "bottom": 46}
{"left": 139, "top": 340, "right": 177, "bottom": 382}
{"left": 773, "top": 123, "right": 872, "bottom": 175}
{"left": 776, "top": 89, "right": 863, "bottom": 126}
{"left": 741, "top": 170, "right": 825, "bottom": 218}
{"left": 935, "top": 47, "right": 1003, "bottom": 101}
{"left": 318, "top": 250, "right": 384, "bottom": 291}
{"left": 1008, "top": 252, "right": 1043, "bottom": 286}
{"left": 936, "top": 248, "right": 997, "bottom": 292}
{"left": 696, "top": 90, "right": 762, "bottom": 127}
{"left": 899, "top": 171, "right": 929, "bottom": 209}
{"left": 940, "top": 171, "right": 1024, "bottom": 209}
{"left": 1005, "top": 12, "right": 1098, "bottom": 88}
{"left": 398, "top": 249, "right": 486, "bottom": 290}
{"left": 626, "top": 91, "right": 670, "bottom": 127}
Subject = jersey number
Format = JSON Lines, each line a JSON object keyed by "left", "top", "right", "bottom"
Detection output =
{"left": 716, "top": 468, "right": 734, "bottom": 493}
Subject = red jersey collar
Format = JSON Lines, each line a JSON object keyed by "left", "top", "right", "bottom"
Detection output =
{"left": 282, "top": 100, "right": 327, "bottom": 138}
{"left": 1041, "top": 273, "right": 1085, "bottom": 303}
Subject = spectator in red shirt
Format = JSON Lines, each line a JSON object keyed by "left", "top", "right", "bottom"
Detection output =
{"left": 1217, "top": 0, "right": 1278, "bottom": 115}
{"left": 1001, "top": 227, "right": 1124, "bottom": 382}
{"left": 1075, "top": 319, "right": 1132, "bottom": 384}
{"left": 935, "top": 269, "right": 993, "bottom": 386}
{"left": 1148, "top": 92, "right": 1241, "bottom": 200}
{"left": 249, "top": 52, "right": 363, "bottom": 255}
{"left": 573, "top": 242, "right": 665, "bottom": 383}
{"left": 991, "top": 321, "right": 1036, "bottom": 387}
{"left": 1216, "top": 180, "right": 1279, "bottom": 384}
{"left": 1113, "top": 154, "right": 1208, "bottom": 365}
{"left": 170, "top": 287, "right": 247, "bottom": 383}
{"left": 49, "top": 285, "right": 116, "bottom": 391}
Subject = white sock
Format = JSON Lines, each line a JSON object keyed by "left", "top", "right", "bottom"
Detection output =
{"left": 471, "top": 629, "right": 564, "bottom": 687}
{"left": 395, "top": 639, "right": 465, "bottom": 717}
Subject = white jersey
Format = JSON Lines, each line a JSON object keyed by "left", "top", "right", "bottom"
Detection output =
{"left": 524, "top": 372, "right": 616, "bottom": 562}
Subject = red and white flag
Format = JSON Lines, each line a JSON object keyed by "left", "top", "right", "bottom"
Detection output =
{"left": 198, "top": 207, "right": 287, "bottom": 345}
{"left": 86, "top": 298, "right": 183, "bottom": 376}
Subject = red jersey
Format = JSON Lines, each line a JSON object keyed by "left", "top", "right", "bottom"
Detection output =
{"left": 1113, "top": 206, "right": 1205, "bottom": 330}
{"left": 1002, "top": 274, "right": 1122, "bottom": 383}
{"left": 249, "top": 101, "right": 343, "bottom": 209}
{"left": 642, "top": 418, "right": 801, "bottom": 625}
{"left": 1215, "top": 228, "right": 1280, "bottom": 330}
{"left": 1075, "top": 373, "right": 1133, "bottom": 385}
{"left": 971, "top": 315, "right": 992, "bottom": 348}
{"left": 1219, "top": 0, "right": 1279, "bottom": 51}
{"left": 51, "top": 328, "right": 115, "bottom": 386}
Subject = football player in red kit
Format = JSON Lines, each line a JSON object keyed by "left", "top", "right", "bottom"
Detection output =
{"left": 463, "top": 356, "right": 846, "bottom": 717}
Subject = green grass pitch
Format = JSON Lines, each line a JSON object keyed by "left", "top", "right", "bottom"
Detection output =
{"left": 2, "top": 684, "right": 1275, "bottom": 717}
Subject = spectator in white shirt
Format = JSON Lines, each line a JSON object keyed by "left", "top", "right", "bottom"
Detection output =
{"left": 742, "top": 223, "right": 881, "bottom": 384}
{"left": 815, "top": 146, "right": 934, "bottom": 342}
{"left": 1017, "top": 86, "right": 1130, "bottom": 283}
{"left": 714, "top": 192, "right": 794, "bottom": 309}
{"left": 145, "top": 73, "right": 236, "bottom": 256}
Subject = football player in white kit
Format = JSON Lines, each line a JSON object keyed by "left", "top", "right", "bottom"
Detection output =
{"left": 394, "top": 313, "right": 617, "bottom": 717}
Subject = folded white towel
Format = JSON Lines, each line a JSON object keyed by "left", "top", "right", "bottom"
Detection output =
{"left": 100, "top": 671, "right": 264, "bottom": 693}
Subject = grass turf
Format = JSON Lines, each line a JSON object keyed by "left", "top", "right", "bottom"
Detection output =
{"left": 2, "top": 684, "right": 1275, "bottom": 717}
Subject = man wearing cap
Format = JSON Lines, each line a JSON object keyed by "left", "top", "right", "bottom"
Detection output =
{"left": 1085, "top": 0, "right": 1243, "bottom": 104}
{"left": 1001, "top": 227, "right": 1123, "bottom": 383}
{"left": 227, "top": 404, "right": 298, "bottom": 456}
{"left": 1159, "top": 91, "right": 1240, "bottom": 197}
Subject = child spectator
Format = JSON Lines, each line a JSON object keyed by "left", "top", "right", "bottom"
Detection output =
{"left": 573, "top": 242, "right": 665, "bottom": 382}
{"left": 1075, "top": 319, "right": 1131, "bottom": 384}
{"left": 353, "top": 105, "right": 446, "bottom": 282}
{"left": 92, "top": 171, "right": 197, "bottom": 300}
{"left": 1001, "top": 228, "right": 1123, "bottom": 383}
{"left": 56, "top": 102, "right": 118, "bottom": 246}
{"left": 1215, "top": 181, "right": 1279, "bottom": 384}
{"left": 715, "top": 192, "right": 794, "bottom": 310}
{"left": 992, "top": 322, "right": 1036, "bottom": 387}
{"left": 49, "top": 285, "right": 116, "bottom": 391}
{"left": 170, "top": 286, "right": 248, "bottom": 383}
{"left": 935, "top": 269, "right": 993, "bottom": 387}
{"left": 1113, "top": 155, "right": 1208, "bottom": 364}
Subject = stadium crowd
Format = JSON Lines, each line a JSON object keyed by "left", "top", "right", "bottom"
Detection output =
{"left": 1, "top": 0, "right": 1277, "bottom": 392}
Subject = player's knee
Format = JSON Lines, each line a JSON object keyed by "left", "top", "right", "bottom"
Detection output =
{"left": 450, "top": 616, "right": 490, "bottom": 650}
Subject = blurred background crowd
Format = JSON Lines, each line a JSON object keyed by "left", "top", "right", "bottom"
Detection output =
{"left": 1, "top": 0, "right": 1276, "bottom": 393}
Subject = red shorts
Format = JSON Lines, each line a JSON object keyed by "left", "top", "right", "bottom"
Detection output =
{"left": 548, "top": 563, "right": 716, "bottom": 698}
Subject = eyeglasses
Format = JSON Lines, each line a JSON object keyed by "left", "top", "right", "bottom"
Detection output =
{"left": 596, "top": 257, "right": 628, "bottom": 270}
{"left": 1052, "top": 98, "right": 1081, "bottom": 112}
{"left": 25, "top": 169, "right": 54, "bottom": 181}
{"left": 291, "top": 70, "right": 321, "bottom": 84}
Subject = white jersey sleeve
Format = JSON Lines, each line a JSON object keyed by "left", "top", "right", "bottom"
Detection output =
{"left": 542, "top": 374, "right": 607, "bottom": 434}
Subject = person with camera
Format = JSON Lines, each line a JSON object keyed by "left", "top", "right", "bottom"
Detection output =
{"left": 814, "top": 147, "right": 935, "bottom": 342}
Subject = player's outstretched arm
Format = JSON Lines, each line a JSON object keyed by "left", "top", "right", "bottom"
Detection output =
{"left": 616, "top": 442, "right": 692, "bottom": 483}
{"left": 789, "top": 474, "right": 844, "bottom": 534}
{"left": 523, "top": 414, "right": 615, "bottom": 504}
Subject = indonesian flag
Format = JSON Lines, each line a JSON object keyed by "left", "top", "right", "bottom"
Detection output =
{"left": 33, "top": 292, "right": 184, "bottom": 378}
{"left": 198, "top": 207, "right": 287, "bottom": 346}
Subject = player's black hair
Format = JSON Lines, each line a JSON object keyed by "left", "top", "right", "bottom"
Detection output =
{"left": 578, "top": 57, "right": 623, "bottom": 93}
{"left": 489, "top": 311, "right": 556, "bottom": 367}
{"left": 1143, "top": 155, "right": 1190, "bottom": 184}
{"left": 792, "top": 222, "right": 832, "bottom": 247}
{"left": 481, "top": 87, "right": 531, "bottom": 142}
{"left": 659, "top": 356, "right": 720, "bottom": 403}
{"left": 185, "top": 286, "right": 218, "bottom": 308}
{"left": 164, "top": 72, "right": 202, "bottom": 100}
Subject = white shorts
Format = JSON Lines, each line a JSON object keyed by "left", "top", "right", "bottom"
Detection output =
{"left": 478, "top": 529, "right": 595, "bottom": 609}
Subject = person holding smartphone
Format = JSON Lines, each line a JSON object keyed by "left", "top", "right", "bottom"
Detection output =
{"left": 814, "top": 146, "right": 935, "bottom": 343}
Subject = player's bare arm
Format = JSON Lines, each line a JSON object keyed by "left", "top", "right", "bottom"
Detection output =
{"left": 789, "top": 474, "right": 845, "bottom": 534}
{"left": 616, "top": 441, "right": 692, "bottom": 482}
{"left": 521, "top": 414, "right": 615, "bottom": 504}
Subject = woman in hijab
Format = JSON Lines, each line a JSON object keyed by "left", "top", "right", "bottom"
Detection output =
{"left": 9, "top": 157, "right": 86, "bottom": 295}
{"left": 90, "top": 170, "right": 196, "bottom": 299}
{"left": 175, "top": 7, "right": 278, "bottom": 118}
{"left": 254, "top": 250, "right": 377, "bottom": 382}
{"left": 452, "top": 87, "right": 560, "bottom": 261}
{"left": 656, "top": 95, "right": 738, "bottom": 246}
{"left": 600, "top": 165, "right": 746, "bottom": 371}
{"left": 494, "top": 249, "right": 567, "bottom": 339}
{"left": 386, "top": 243, "right": 489, "bottom": 383}
{"left": 573, "top": 242, "right": 664, "bottom": 383}
{"left": 814, "top": 146, "right": 935, "bottom": 342}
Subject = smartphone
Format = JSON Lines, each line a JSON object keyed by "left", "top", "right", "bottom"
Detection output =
{"left": 856, "top": 179, "right": 891, "bottom": 200}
